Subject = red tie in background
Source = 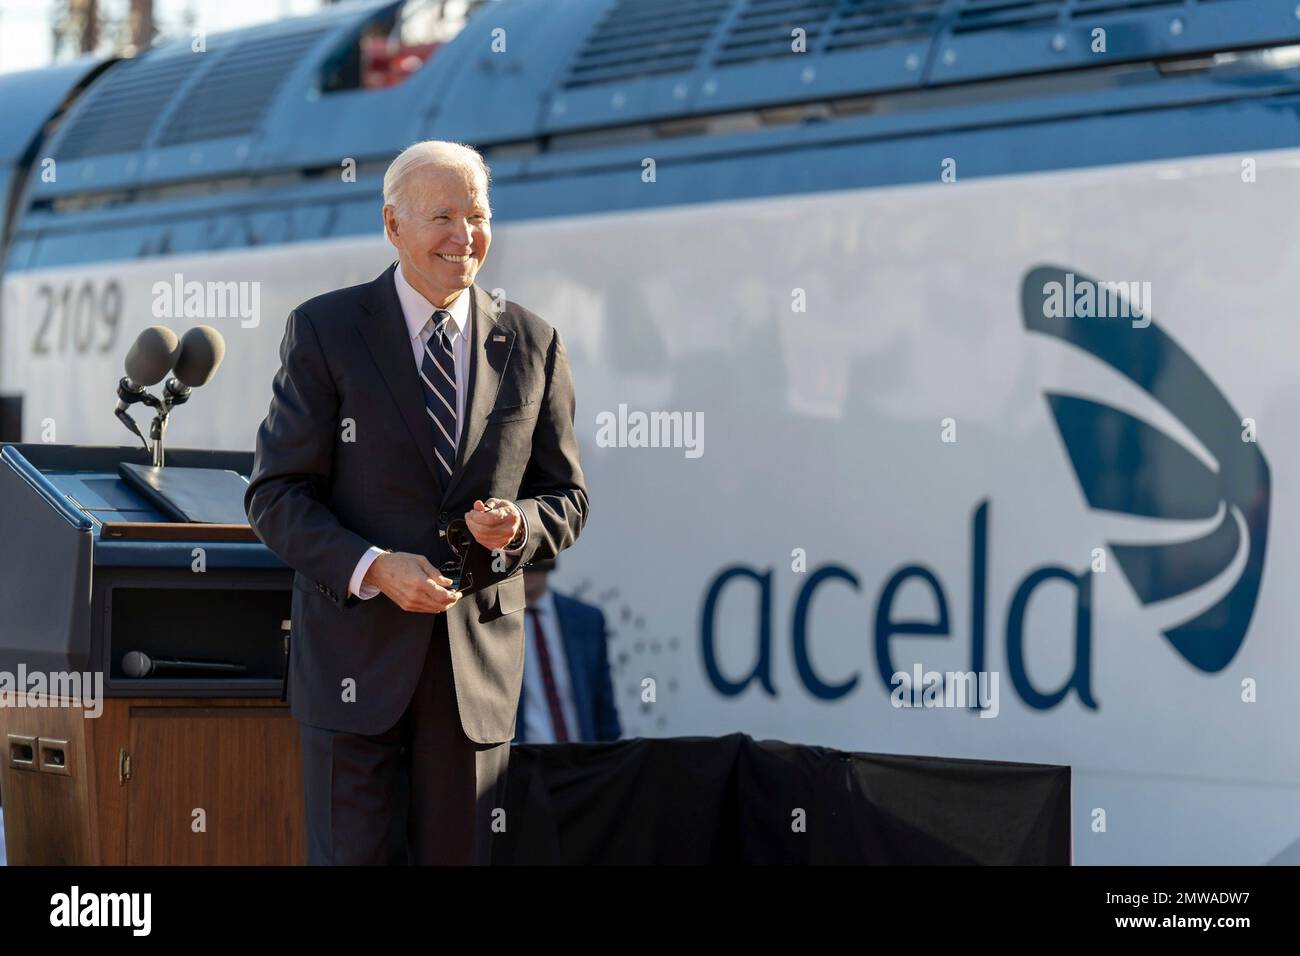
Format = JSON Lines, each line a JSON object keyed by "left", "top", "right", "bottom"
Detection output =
{"left": 526, "top": 607, "right": 570, "bottom": 742}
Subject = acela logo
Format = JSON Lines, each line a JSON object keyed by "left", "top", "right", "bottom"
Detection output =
{"left": 699, "top": 265, "right": 1269, "bottom": 713}
{"left": 1024, "top": 265, "right": 1270, "bottom": 672}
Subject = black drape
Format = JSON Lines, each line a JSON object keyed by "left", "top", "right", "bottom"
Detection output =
{"left": 496, "top": 734, "right": 1070, "bottom": 864}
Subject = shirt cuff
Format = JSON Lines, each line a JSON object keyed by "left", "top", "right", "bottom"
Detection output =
{"left": 350, "top": 546, "right": 386, "bottom": 599}
{"left": 503, "top": 505, "right": 528, "bottom": 555}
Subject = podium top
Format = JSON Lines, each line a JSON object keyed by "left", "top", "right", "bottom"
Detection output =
{"left": 0, "top": 444, "right": 284, "bottom": 568}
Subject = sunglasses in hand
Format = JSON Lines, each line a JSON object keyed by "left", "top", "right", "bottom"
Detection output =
{"left": 440, "top": 517, "right": 476, "bottom": 594}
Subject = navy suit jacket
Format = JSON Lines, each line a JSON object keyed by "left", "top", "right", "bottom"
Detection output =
{"left": 246, "top": 268, "right": 588, "bottom": 742}
{"left": 514, "top": 591, "right": 621, "bottom": 743}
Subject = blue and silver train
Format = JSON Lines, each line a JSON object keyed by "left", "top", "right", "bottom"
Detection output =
{"left": 4, "top": 0, "right": 1300, "bottom": 863}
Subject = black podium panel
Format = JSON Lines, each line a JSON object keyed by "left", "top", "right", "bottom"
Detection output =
{"left": 0, "top": 444, "right": 291, "bottom": 697}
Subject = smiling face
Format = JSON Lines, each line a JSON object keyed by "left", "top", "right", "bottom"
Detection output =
{"left": 383, "top": 162, "right": 492, "bottom": 308}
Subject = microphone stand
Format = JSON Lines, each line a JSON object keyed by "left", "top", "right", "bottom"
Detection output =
{"left": 117, "top": 379, "right": 192, "bottom": 468}
{"left": 146, "top": 379, "right": 192, "bottom": 468}
{"left": 116, "top": 378, "right": 162, "bottom": 455}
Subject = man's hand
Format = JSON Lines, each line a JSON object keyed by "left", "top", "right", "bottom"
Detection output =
{"left": 465, "top": 498, "right": 523, "bottom": 551}
{"left": 362, "top": 551, "right": 461, "bottom": 613}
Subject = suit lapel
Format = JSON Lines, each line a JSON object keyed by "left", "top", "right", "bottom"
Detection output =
{"left": 356, "top": 263, "right": 443, "bottom": 488}
{"left": 441, "top": 283, "right": 515, "bottom": 503}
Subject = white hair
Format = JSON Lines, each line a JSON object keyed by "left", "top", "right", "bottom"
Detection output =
{"left": 382, "top": 140, "right": 491, "bottom": 221}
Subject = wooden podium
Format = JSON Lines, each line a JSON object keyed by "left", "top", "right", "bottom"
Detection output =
{"left": 0, "top": 444, "right": 306, "bottom": 864}
{"left": 2, "top": 697, "right": 304, "bottom": 865}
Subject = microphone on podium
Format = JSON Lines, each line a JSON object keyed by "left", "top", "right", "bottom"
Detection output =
{"left": 113, "top": 324, "right": 226, "bottom": 466}
{"left": 121, "top": 651, "right": 246, "bottom": 678}
{"left": 162, "top": 326, "right": 226, "bottom": 407}
{"left": 115, "top": 327, "right": 180, "bottom": 446}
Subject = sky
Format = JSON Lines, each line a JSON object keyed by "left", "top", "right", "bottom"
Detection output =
{"left": 0, "top": 0, "right": 325, "bottom": 74}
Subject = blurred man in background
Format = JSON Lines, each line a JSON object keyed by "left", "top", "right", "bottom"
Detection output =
{"left": 515, "top": 557, "right": 620, "bottom": 744}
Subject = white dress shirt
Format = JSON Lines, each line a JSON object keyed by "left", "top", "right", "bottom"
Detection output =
{"left": 348, "top": 263, "right": 525, "bottom": 599}
{"left": 522, "top": 590, "right": 582, "bottom": 743}
{"left": 396, "top": 260, "right": 471, "bottom": 441}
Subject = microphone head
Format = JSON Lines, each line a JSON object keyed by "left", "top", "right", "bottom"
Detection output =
{"left": 124, "top": 327, "right": 180, "bottom": 385}
{"left": 121, "top": 651, "right": 152, "bottom": 679}
{"left": 174, "top": 326, "right": 226, "bottom": 387}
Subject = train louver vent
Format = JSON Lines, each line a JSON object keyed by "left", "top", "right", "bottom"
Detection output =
{"left": 719, "top": 0, "right": 944, "bottom": 65}
{"left": 157, "top": 27, "right": 327, "bottom": 146}
{"left": 824, "top": 0, "right": 944, "bottom": 52}
{"left": 1068, "top": 0, "right": 1183, "bottom": 16}
{"left": 562, "top": 0, "right": 733, "bottom": 88}
{"left": 55, "top": 54, "right": 196, "bottom": 160}
{"left": 715, "top": 0, "right": 839, "bottom": 65}
{"left": 952, "top": 0, "right": 1067, "bottom": 34}
{"left": 563, "top": 0, "right": 951, "bottom": 84}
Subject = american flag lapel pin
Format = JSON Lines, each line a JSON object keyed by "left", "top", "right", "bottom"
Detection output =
{"left": 492, "top": 333, "right": 507, "bottom": 343}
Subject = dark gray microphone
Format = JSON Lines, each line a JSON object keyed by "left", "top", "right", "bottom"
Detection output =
{"left": 117, "top": 326, "right": 179, "bottom": 411}
{"left": 172, "top": 325, "right": 226, "bottom": 387}
{"left": 125, "top": 326, "right": 180, "bottom": 385}
{"left": 122, "top": 651, "right": 246, "bottom": 678}
{"left": 116, "top": 328, "right": 179, "bottom": 451}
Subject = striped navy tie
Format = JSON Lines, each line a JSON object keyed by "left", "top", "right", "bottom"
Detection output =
{"left": 420, "top": 309, "right": 458, "bottom": 485}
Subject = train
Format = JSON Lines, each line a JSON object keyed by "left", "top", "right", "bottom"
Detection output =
{"left": 4, "top": 0, "right": 1300, "bottom": 864}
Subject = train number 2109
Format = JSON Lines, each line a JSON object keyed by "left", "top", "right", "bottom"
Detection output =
{"left": 31, "top": 279, "right": 123, "bottom": 356}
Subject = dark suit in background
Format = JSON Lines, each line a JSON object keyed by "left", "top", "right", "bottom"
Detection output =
{"left": 245, "top": 263, "right": 588, "bottom": 864}
{"left": 514, "top": 590, "right": 621, "bottom": 744}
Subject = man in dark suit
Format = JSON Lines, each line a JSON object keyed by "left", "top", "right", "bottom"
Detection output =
{"left": 245, "top": 141, "right": 588, "bottom": 865}
{"left": 514, "top": 557, "right": 621, "bottom": 744}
